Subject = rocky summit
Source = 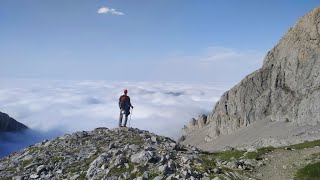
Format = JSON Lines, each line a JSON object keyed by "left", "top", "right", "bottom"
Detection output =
{"left": 0, "top": 111, "right": 28, "bottom": 133}
{"left": 0, "top": 127, "right": 271, "bottom": 180}
{"left": 181, "top": 7, "right": 320, "bottom": 151}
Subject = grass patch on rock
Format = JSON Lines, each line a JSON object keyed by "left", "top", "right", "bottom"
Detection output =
{"left": 64, "top": 161, "right": 83, "bottom": 174}
{"left": 294, "top": 161, "right": 320, "bottom": 180}
{"left": 123, "top": 135, "right": 144, "bottom": 146}
{"left": 149, "top": 170, "right": 161, "bottom": 179}
{"left": 53, "top": 156, "right": 64, "bottom": 162}
{"left": 79, "top": 172, "right": 86, "bottom": 180}
{"left": 64, "top": 153, "right": 99, "bottom": 175}
{"left": 287, "top": 140, "right": 320, "bottom": 150}
{"left": 109, "top": 163, "right": 134, "bottom": 177}
{"left": 193, "top": 153, "right": 239, "bottom": 179}
{"left": 128, "top": 165, "right": 148, "bottom": 178}
{"left": 22, "top": 159, "right": 33, "bottom": 167}
{"left": 1, "top": 177, "right": 12, "bottom": 180}
{"left": 212, "top": 150, "right": 245, "bottom": 161}
{"left": 195, "top": 150, "right": 244, "bottom": 172}
{"left": 245, "top": 147, "right": 275, "bottom": 160}
{"left": 6, "top": 167, "right": 16, "bottom": 173}
{"left": 193, "top": 154, "right": 217, "bottom": 174}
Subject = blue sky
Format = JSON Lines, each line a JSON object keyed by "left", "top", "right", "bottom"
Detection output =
{"left": 1, "top": 1, "right": 319, "bottom": 83}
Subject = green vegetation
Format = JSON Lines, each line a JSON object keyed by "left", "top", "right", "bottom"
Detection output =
{"left": 211, "top": 150, "right": 245, "bottom": 161}
{"left": 193, "top": 154, "right": 216, "bottom": 174}
{"left": 8, "top": 167, "right": 16, "bottom": 172}
{"left": 79, "top": 172, "right": 86, "bottom": 180}
{"left": 149, "top": 170, "right": 161, "bottom": 179}
{"left": 245, "top": 147, "right": 275, "bottom": 160}
{"left": 124, "top": 135, "right": 144, "bottom": 145}
{"left": 192, "top": 163, "right": 217, "bottom": 179}
{"left": 129, "top": 138, "right": 144, "bottom": 145}
{"left": 286, "top": 140, "right": 320, "bottom": 150}
{"left": 64, "top": 153, "right": 99, "bottom": 176}
{"left": 294, "top": 161, "right": 320, "bottom": 180}
{"left": 109, "top": 163, "right": 134, "bottom": 177}
{"left": 22, "top": 159, "right": 33, "bottom": 167}
{"left": 53, "top": 156, "right": 64, "bottom": 162}
{"left": 65, "top": 161, "right": 83, "bottom": 173}
{"left": 192, "top": 147, "right": 277, "bottom": 179}
{"left": 2, "top": 177, "right": 12, "bottom": 180}
{"left": 191, "top": 152, "right": 239, "bottom": 179}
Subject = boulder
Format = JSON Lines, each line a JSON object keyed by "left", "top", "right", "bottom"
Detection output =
{"left": 130, "top": 151, "right": 153, "bottom": 164}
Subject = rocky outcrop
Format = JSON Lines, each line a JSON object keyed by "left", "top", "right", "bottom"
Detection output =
{"left": 0, "top": 111, "right": 28, "bottom": 132}
{"left": 0, "top": 127, "right": 256, "bottom": 180}
{"left": 182, "top": 115, "right": 207, "bottom": 135}
{"left": 182, "top": 7, "right": 320, "bottom": 147}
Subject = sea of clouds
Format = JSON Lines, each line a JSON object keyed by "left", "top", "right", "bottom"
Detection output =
{"left": 0, "top": 79, "right": 232, "bottom": 157}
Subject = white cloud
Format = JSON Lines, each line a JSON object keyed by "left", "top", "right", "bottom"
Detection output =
{"left": 0, "top": 79, "right": 230, "bottom": 140}
{"left": 97, "top": 7, "right": 124, "bottom": 16}
{"left": 200, "top": 47, "right": 263, "bottom": 63}
{"left": 0, "top": 46, "right": 264, "bottom": 155}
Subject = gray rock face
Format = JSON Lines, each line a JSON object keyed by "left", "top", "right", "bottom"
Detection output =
{"left": 182, "top": 115, "right": 207, "bottom": 135}
{"left": 0, "top": 111, "right": 28, "bottom": 132}
{"left": 182, "top": 7, "right": 320, "bottom": 147}
{"left": 131, "top": 150, "right": 154, "bottom": 164}
{"left": 36, "top": 165, "right": 46, "bottom": 174}
{"left": 12, "top": 176, "right": 23, "bottom": 180}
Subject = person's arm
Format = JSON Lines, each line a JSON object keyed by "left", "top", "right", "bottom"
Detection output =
{"left": 119, "top": 96, "right": 122, "bottom": 109}
{"left": 128, "top": 96, "right": 133, "bottom": 108}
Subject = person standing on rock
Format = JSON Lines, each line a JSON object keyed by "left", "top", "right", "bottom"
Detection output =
{"left": 118, "top": 89, "right": 134, "bottom": 127}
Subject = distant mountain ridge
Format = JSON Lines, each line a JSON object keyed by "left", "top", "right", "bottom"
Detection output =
{"left": 0, "top": 111, "right": 28, "bottom": 132}
{"left": 181, "top": 7, "right": 320, "bottom": 151}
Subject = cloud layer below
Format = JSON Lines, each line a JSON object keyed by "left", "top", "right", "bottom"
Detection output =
{"left": 0, "top": 79, "right": 230, "bottom": 156}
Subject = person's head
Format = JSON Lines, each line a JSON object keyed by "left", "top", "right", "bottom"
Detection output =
{"left": 124, "top": 89, "right": 128, "bottom": 95}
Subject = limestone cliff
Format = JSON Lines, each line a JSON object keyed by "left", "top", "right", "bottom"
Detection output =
{"left": 182, "top": 7, "right": 320, "bottom": 148}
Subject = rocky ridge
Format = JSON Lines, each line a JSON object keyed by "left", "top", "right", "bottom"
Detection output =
{"left": 0, "top": 111, "right": 28, "bottom": 133}
{"left": 181, "top": 7, "right": 320, "bottom": 150}
{"left": 182, "top": 115, "right": 207, "bottom": 136}
{"left": 0, "top": 127, "right": 272, "bottom": 180}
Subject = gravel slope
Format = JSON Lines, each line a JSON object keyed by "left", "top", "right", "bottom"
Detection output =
{"left": 182, "top": 118, "right": 320, "bottom": 152}
{"left": 253, "top": 146, "right": 320, "bottom": 180}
